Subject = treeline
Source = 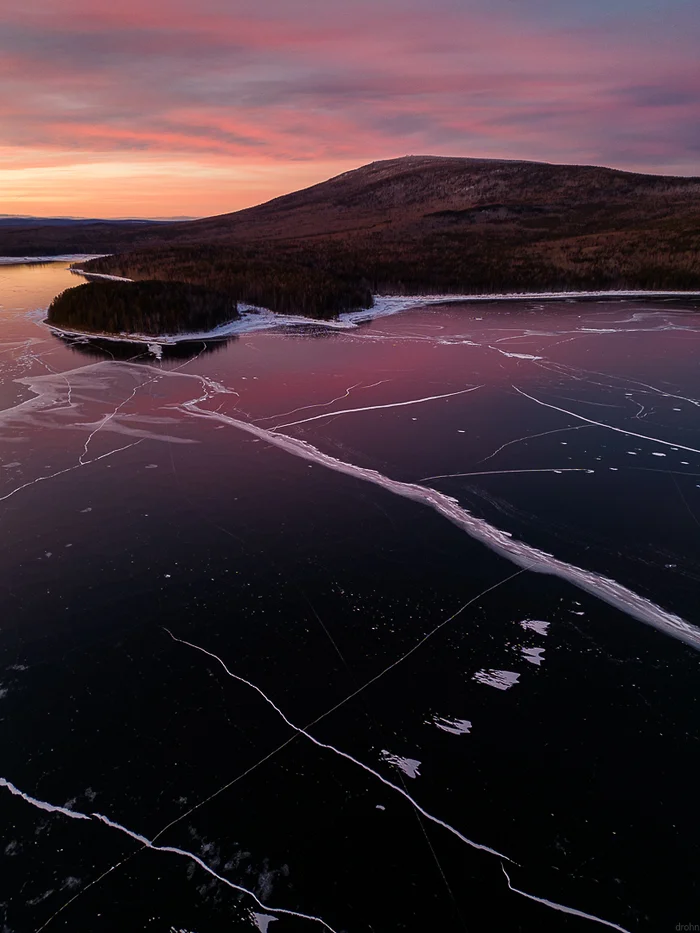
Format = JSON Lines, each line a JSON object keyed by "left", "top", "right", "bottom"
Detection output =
{"left": 78, "top": 248, "right": 374, "bottom": 319}
{"left": 78, "top": 218, "right": 700, "bottom": 312}
{"left": 46, "top": 280, "right": 238, "bottom": 336}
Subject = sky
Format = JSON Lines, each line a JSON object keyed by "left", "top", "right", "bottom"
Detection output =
{"left": 0, "top": 0, "right": 698, "bottom": 218}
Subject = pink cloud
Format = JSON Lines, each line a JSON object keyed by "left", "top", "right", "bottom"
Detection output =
{"left": 0, "top": 0, "right": 697, "bottom": 215}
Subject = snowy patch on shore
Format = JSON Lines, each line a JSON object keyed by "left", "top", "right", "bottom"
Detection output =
{"left": 70, "top": 268, "right": 133, "bottom": 283}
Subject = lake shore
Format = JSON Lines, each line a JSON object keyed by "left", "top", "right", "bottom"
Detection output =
{"left": 46, "top": 273, "right": 700, "bottom": 355}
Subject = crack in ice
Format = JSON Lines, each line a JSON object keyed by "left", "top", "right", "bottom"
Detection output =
{"left": 419, "top": 468, "right": 589, "bottom": 482}
{"left": 179, "top": 401, "right": 700, "bottom": 649}
{"left": 0, "top": 440, "right": 144, "bottom": 506}
{"left": 78, "top": 369, "right": 164, "bottom": 464}
{"left": 500, "top": 865, "right": 632, "bottom": 933}
{"left": 255, "top": 380, "right": 390, "bottom": 423}
{"left": 164, "top": 628, "right": 512, "bottom": 861}
{"left": 271, "top": 385, "right": 482, "bottom": 430}
{"left": 513, "top": 386, "right": 700, "bottom": 456}
{"left": 476, "top": 424, "right": 592, "bottom": 465}
{"left": 0, "top": 779, "right": 338, "bottom": 932}
{"left": 166, "top": 630, "right": 635, "bottom": 932}
{"left": 0, "top": 778, "right": 91, "bottom": 821}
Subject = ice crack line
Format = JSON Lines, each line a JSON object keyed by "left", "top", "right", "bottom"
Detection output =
{"left": 180, "top": 401, "right": 700, "bottom": 649}
{"left": 476, "top": 424, "right": 592, "bottom": 465}
{"left": 164, "top": 629, "right": 511, "bottom": 861}
{"left": 0, "top": 440, "right": 144, "bottom": 506}
{"left": 271, "top": 385, "right": 482, "bottom": 430}
{"left": 512, "top": 385, "right": 700, "bottom": 456}
{"left": 165, "top": 631, "right": 632, "bottom": 933}
{"left": 0, "top": 778, "right": 90, "bottom": 821}
{"left": 255, "top": 379, "right": 390, "bottom": 423}
{"left": 538, "top": 361, "right": 700, "bottom": 410}
{"left": 79, "top": 372, "right": 162, "bottom": 464}
{"left": 500, "top": 865, "right": 631, "bottom": 933}
{"left": 419, "top": 468, "right": 589, "bottom": 482}
{"left": 0, "top": 779, "right": 337, "bottom": 933}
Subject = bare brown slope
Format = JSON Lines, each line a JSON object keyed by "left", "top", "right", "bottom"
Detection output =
{"left": 4, "top": 155, "right": 700, "bottom": 255}
{"left": 6, "top": 156, "right": 700, "bottom": 310}
{"left": 140, "top": 155, "right": 700, "bottom": 244}
{"left": 76, "top": 156, "right": 700, "bottom": 306}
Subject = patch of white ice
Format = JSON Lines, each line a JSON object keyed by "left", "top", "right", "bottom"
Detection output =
{"left": 431, "top": 716, "right": 473, "bottom": 735}
{"left": 380, "top": 750, "right": 421, "bottom": 778}
{"left": 253, "top": 914, "right": 278, "bottom": 933}
{"left": 521, "top": 647, "right": 545, "bottom": 666}
{"left": 473, "top": 670, "right": 520, "bottom": 691}
{"left": 519, "top": 619, "right": 550, "bottom": 636}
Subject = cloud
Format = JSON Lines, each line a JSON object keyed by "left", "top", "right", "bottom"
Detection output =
{"left": 0, "top": 0, "right": 697, "bottom": 215}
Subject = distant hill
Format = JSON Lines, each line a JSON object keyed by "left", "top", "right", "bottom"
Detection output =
{"left": 4, "top": 156, "right": 700, "bottom": 307}
{"left": 75, "top": 156, "right": 700, "bottom": 306}
{"left": 0, "top": 215, "right": 167, "bottom": 254}
{"left": 153, "top": 155, "right": 700, "bottom": 245}
{"left": 0, "top": 215, "right": 160, "bottom": 227}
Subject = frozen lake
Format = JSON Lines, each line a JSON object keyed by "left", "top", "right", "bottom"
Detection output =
{"left": 1, "top": 260, "right": 699, "bottom": 932}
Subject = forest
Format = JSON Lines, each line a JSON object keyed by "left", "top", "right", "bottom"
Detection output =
{"left": 61, "top": 157, "right": 700, "bottom": 324}
{"left": 76, "top": 250, "right": 375, "bottom": 319}
{"left": 77, "top": 212, "right": 700, "bottom": 317}
{"left": 46, "top": 280, "right": 238, "bottom": 335}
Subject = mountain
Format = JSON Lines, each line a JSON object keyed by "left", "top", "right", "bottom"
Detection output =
{"left": 149, "top": 154, "right": 700, "bottom": 244}
{"left": 4, "top": 156, "right": 700, "bottom": 312}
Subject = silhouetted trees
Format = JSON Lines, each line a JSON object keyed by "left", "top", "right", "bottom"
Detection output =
{"left": 47, "top": 280, "right": 238, "bottom": 335}
{"left": 77, "top": 249, "right": 374, "bottom": 319}
{"left": 77, "top": 218, "right": 700, "bottom": 315}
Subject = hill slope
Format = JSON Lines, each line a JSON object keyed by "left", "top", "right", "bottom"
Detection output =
{"left": 155, "top": 155, "right": 700, "bottom": 244}
{"left": 5, "top": 156, "right": 700, "bottom": 312}
{"left": 75, "top": 156, "right": 700, "bottom": 310}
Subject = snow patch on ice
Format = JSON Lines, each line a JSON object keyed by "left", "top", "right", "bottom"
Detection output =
{"left": 431, "top": 716, "right": 472, "bottom": 735}
{"left": 521, "top": 647, "right": 545, "bottom": 666}
{"left": 253, "top": 914, "right": 278, "bottom": 933}
{"left": 519, "top": 619, "right": 550, "bottom": 636}
{"left": 380, "top": 751, "right": 421, "bottom": 779}
{"left": 495, "top": 350, "right": 543, "bottom": 361}
{"left": 473, "top": 669, "right": 520, "bottom": 691}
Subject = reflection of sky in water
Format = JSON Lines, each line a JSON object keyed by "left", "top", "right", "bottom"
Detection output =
{"left": 1, "top": 261, "right": 699, "bottom": 932}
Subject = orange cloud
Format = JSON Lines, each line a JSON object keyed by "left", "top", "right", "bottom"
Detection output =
{"left": 0, "top": 0, "right": 697, "bottom": 216}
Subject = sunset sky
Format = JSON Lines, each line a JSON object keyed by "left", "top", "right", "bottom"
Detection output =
{"left": 1, "top": 0, "right": 698, "bottom": 218}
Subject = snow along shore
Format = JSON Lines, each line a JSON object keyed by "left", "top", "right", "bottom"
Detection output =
{"left": 46, "top": 268, "right": 700, "bottom": 357}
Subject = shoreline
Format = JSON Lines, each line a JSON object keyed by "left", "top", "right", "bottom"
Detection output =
{"left": 69, "top": 267, "right": 133, "bottom": 283}
{"left": 44, "top": 287, "right": 700, "bottom": 357}
{"left": 0, "top": 253, "right": 109, "bottom": 266}
{"left": 12, "top": 261, "right": 691, "bottom": 354}
{"left": 46, "top": 286, "right": 700, "bottom": 355}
